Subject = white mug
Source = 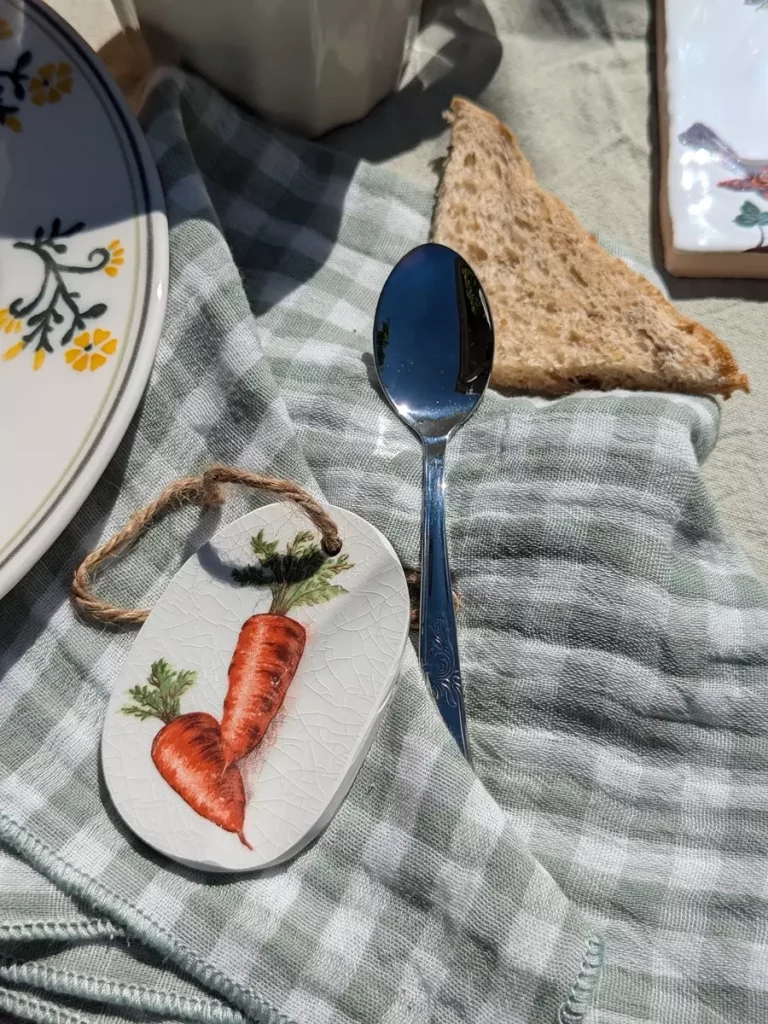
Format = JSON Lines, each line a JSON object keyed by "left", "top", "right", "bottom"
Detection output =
{"left": 133, "top": 0, "right": 422, "bottom": 137}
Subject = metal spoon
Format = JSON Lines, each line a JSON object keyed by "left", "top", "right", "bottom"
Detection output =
{"left": 373, "top": 243, "right": 494, "bottom": 759}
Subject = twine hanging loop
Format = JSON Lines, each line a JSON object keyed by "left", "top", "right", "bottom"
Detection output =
{"left": 71, "top": 465, "right": 342, "bottom": 627}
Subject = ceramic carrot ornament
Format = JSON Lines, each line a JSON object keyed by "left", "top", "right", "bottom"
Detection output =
{"left": 222, "top": 529, "right": 352, "bottom": 765}
{"left": 121, "top": 659, "right": 252, "bottom": 847}
{"left": 97, "top": 486, "right": 410, "bottom": 872}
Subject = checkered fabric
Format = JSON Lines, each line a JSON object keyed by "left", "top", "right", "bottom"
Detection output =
{"left": 0, "top": 70, "right": 766, "bottom": 1024}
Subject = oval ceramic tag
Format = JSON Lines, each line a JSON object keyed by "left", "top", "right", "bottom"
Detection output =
{"left": 102, "top": 503, "right": 409, "bottom": 872}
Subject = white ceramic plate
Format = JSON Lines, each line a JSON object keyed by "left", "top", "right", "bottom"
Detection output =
{"left": 0, "top": 0, "right": 167, "bottom": 598}
{"left": 102, "top": 504, "right": 410, "bottom": 872}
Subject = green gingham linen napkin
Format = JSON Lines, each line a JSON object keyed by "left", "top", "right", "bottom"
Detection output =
{"left": 1, "top": 70, "right": 767, "bottom": 1024}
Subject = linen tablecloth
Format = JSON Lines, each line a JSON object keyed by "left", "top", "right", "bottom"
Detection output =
{"left": 0, "top": 71, "right": 766, "bottom": 1024}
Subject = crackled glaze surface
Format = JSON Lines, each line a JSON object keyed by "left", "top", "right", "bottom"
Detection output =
{"left": 0, "top": 0, "right": 167, "bottom": 599}
{"left": 665, "top": 0, "right": 768, "bottom": 253}
{"left": 102, "top": 503, "right": 410, "bottom": 872}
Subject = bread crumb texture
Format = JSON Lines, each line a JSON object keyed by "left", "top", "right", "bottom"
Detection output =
{"left": 432, "top": 97, "right": 748, "bottom": 398}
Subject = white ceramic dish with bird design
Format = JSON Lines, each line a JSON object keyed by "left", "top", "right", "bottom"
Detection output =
{"left": 664, "top": 0, "right": 768, "bottom": 260}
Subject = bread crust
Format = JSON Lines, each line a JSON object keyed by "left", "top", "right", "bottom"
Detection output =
{"left": 432, "top": 97, "right": 748, "bottom": 398}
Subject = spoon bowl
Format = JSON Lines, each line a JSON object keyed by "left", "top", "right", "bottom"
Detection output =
{"left": 373, "top": 243, "right": 494, "bottom": 757}
{"left": 374, "top": 243, "right": 494, "bottom": 438}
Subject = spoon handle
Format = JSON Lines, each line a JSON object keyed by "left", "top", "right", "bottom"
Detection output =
{"left": 419, "top": 437, "right": 471, "bottom": 760}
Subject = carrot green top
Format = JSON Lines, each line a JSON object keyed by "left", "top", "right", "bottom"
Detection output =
{"left": 121, "top": 659, "right": 197, "bottom": 725}
{"left": 232, "top": 529, "right": 353, "bottom": 616}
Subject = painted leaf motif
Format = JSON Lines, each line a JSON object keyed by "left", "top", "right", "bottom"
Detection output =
{"left": 232, "top": 563, "right": 276, "bottom": 587}
{"left": 121, "top": 659, "right": 197, "bottom": 723}
{"left": 250, "top": 529, "right": 279, "bottom": 560}
{"left": 735, "top": 201, "right": 761, "bottom": 227}
{"left": 234, "top": 530, "right": 353, "bottom": 614}
{"left": 286, "top": 531, "right": 316, "bottom": 559}
{"left": 285, "top": 579, "right": 348, "bottom": 610}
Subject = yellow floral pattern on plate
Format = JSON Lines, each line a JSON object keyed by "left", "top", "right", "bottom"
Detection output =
{"left": 65, "top": 328, "right": 119, "bottom": 372}
{"left": 4, "top": 342, "right": 52, "bottom": 372}
{"left": 0, "top": 308, "right": 22, "bottom": 335}
{"left": 104, "top": 239, "right": 125, "bottom": 277}
{"left": 29, "top": 62, "right": 73, "bottom": 106}
{"left": 1, "top": 219, "right": 125, "bottom": 372}
{"left": 1, "top": 25, "right": 75, "bottom": 132}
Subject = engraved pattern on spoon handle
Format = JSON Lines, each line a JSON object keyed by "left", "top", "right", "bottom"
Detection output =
{"left": 419, "top": 437, "right": 470, "bottom": 759}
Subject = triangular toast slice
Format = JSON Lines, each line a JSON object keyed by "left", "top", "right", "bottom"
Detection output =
{"left": 432, "top": 97, "right": 748, "bottom": 397}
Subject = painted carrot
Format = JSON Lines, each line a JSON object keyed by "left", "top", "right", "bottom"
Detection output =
{"left": 121, "top": 659, "right": 252, "bottom": 848}
{"left": 223, "top": 529, "right": 352, "bottom": 766}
